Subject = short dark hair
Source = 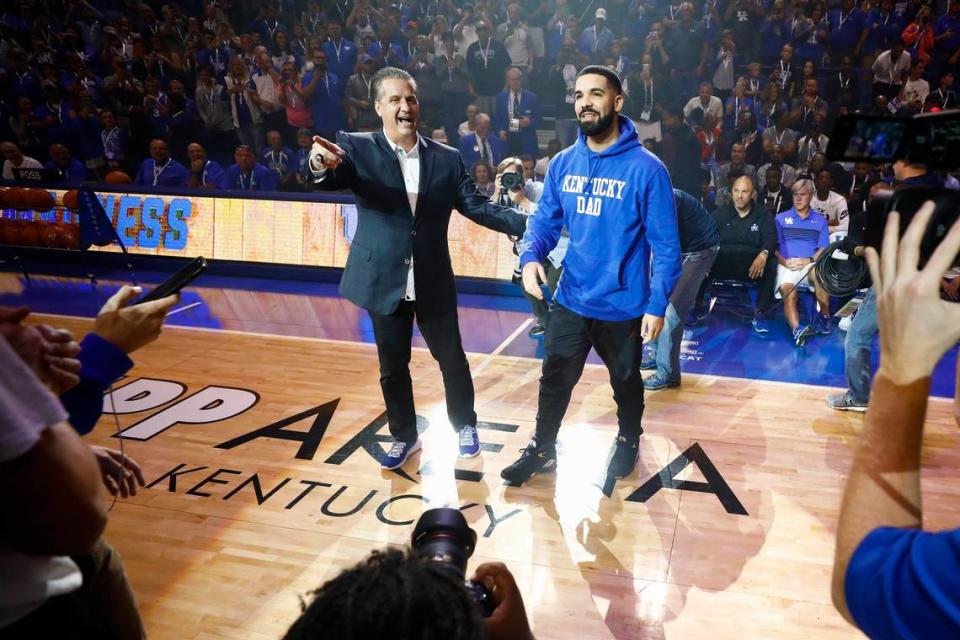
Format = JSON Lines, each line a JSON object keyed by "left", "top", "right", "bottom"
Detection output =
{"left": 576, "top": 64, "right": 623, "bottom": 96}
{"left": 283, "top": 548, "right": 484, "bottom": 640}
{"left": 371, "top": 66, "right": 416, "bottom": 101}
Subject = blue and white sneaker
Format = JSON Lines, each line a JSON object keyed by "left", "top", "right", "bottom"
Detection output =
{"left": 458, "top": 425, "right": 481, "bottom": 458}
{"left": 381, "top": 439, "right": 422, "bottom": 470}
{"left": 793, "top": 324, "right": 814, "bottom": 347}
{"left": 751, "top": 312, "right": 769, "bottom": 335}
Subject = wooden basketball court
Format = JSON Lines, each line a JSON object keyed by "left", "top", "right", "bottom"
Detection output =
{"left": 38, "top": 314, "right": 960, "bottom": 639}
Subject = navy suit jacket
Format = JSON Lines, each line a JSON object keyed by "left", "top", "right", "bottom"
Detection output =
{"left": 493, "top": 89, "right": 542, "bottom": 157}
{"left": 312, "top": 131, "right": 527, "bottom": 316}
{"left": 457, "top": 133, "right": 506, "bottom": 169}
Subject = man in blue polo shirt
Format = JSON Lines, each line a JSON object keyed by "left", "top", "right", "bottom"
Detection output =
{"left": 186, "top": 143, "right": 226, "bottom": 190}
{"left": 225, "top": 145, "right": 279, "bottom": 191}
{"left": 303, "top": 48, "right": 348, "bottom": 141}
{"left": 44, "top": 143, "right": 88, "bottom": 183}
{"left": 775, "top": 178, "right": 831, "bottom": 347}
{"left": 260, "top": 129, "right": 294, "bottom": 186}
{"left": 133, "top": 139, "right": 190, "bottom": 188}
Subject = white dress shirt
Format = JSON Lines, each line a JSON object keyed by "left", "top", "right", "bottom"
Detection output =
{"left": 385, "top": 131, "right": 422, "bottom": 301}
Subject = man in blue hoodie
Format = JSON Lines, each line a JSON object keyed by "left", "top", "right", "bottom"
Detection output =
{"left": 502, "top": 65, "right": 682, "bottom": 485}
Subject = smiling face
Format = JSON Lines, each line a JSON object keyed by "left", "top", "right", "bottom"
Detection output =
{"left": 375, "top": 77, "right": 420, "bottom": 142}
{"left": 574, "top": 73, "right": 622, "bottom": 137}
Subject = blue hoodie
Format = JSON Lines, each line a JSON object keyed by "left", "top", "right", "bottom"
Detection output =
{"left": 519, "top": 116, "right": 682, "bottom": 321}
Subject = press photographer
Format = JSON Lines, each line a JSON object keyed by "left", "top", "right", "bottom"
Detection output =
{"left": 825, "top": 109, "right": 960, "bottom": 639}
{"left": 492, "top": 157, "right": 559, "bottom": 338}
{"left": 283, "top": 508, "right": 535, "bottom": 640}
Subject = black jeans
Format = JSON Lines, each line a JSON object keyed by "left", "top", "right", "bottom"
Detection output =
{"left": 534, "top": 304, "right": 645, "bottom": 446}
{"left": 370, "top": 301, "right": 476, "bottom": 442}
{"left": 707, "top": 247, "right": 778, "bottom": 313}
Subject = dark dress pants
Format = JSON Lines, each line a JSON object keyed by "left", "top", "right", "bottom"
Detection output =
{"left": 707, "top": 247, "right": 778, "bottom": 313}
{"left": 534, "top": 304, "right": 645, "bottom": 446}
{"left": 370, "top": 301, "right": 476, "bottom": 442}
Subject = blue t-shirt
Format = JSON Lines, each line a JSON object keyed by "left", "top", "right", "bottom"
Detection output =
{"left": 846, "top": 526, "right": 960, "bottom": 640}
{"left": 133, "top": 158, "right": 190, "bottom": 188}
{"left": 775, "top": 207, "right": 828, "bottom": 259}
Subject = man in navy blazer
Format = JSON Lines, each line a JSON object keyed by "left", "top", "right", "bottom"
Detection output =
{"left": 456, "top": 113, "right": 505, "bottom": 168}
{"left": 309, "top": 67, "right": 527, "bottom": 471}
{"left": 494, "top": 68, "right": 542, "bottom": 157}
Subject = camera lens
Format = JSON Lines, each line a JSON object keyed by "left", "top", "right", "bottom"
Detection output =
{"left": 411, "top": 508, "right": 477, "bottom": 577}
{"left": 502, "top": 172, "right": 522, "bottom": 191}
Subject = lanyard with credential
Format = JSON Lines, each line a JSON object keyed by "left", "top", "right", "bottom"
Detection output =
{"left": 152, "top": 159, "right": 171, "bottom": 186}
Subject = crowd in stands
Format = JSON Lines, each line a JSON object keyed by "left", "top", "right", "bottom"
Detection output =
{"left": 2, "top": 0, "right": 960, "bottom": 199}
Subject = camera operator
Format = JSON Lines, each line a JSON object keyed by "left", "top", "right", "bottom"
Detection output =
{"left": 828, "top": 159, "right": 944, "bottom": 411}
{"left": 832, "top": 202, "right": 960, "bottom": 639}
{"left": 283, "top": 509, "right": 536, "bottom": 640}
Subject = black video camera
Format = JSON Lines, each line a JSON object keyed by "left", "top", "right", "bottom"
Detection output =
{"left": 826, "top": 110, "right": 960, "bottom": 269}
{"left": 411, "top": 508, "right": 496, "bottom": 617}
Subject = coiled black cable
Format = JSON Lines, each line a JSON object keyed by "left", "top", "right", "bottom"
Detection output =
{"left": 814, "top": 239, "right": 868, "bottom": 296}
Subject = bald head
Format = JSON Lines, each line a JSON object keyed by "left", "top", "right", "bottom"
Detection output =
{"left": 731, "top": 175, "right": 755, "bottom": 213}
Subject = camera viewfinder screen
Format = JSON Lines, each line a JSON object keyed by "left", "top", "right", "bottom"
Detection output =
{"left": 844, "top": 119, "right": 908, "bottom": 161}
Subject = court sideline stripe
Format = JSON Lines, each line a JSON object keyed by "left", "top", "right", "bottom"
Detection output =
{"left": 472, "top": 318, "right": 534, "bottom": 377}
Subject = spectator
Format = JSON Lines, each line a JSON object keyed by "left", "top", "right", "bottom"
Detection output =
{"left": 759, "top": 165, "right": 793, "bottom": 215}
{"left": 436, "top": 33, "right": 472, "bottom": 140}
{"left": 706, "top": 175, "right": 778, "bottom": 334}
{"left": 811, "top": 168, "right": 849, "bottom": 233}
{"left": 225, "top": 144, "right": 279, "bottom": 191}
{"left": 470, "top": 160, "right": 495, "bottom": 198}
{"left": 458, "top": 112, "right": 504, "bottom": 168}
{"left": 465, "top": 20, "right": 511, "bottom": 118}
{"left": 901, "top": 60, "right": 930, "bottom": 109}
{"left": 796, "top": 114, "right": 830, "bottom": 172}
{"left": 826, "top": 55, "right": 862, "bottom": 115}
{"left": 579, "top": 8, "right": 614, "bottom": 62}
{"left": 323, "top": 22, "right": 358, "bottom": 84}
{"left": 1, "top": 141, "right": 42, "bottom": 180}
{"left": 195, "top": 65, "right": 236, "bottom": 157}
{"left": 929, "top": 71, "right": 957, "bottom": 109}
{"left": 534, "top": 139, "right": 561, "bottom": 180}
{"left": 457, "top": 104, "right": 480, "bottom": 139}
{"left": 724, "top": 0, "right": 761, "bottom": 63}
{"left": 794, "top": 4, "right": 829, "bottom": 66}
{"left": 261, "top": 129, "right": 294, "bottom": 185}
{"left": 695, "top": 112, "right": 721, "bottom": 166}
{"left": 659, "top": 102, "right": 702, "bottom": 198}
{"left": 761, "top": 110, "right": 798, "bottom": 159}
{"left": 828, "top": 0, "right": 866, "bottom": 61}
{"left": 664, "top": 2, "right": 707, "bottom": 92}
{"left": 770, "top": 43, "right": 797, "bottom": 97}
{"left": 368, "top": 24, "right": 405, "bottom": 69}
{"left": 303, "top": 49, "right": 347, "bottom": 142}
{"left": 279, "top": 61, "right": 313, "bottom": 141}
{"left": 345, "top": 55, "right": 380, "bottom": 132}
{"left": 774, "top": 179, "right": 832, "bottom": 346}
{"left": 186, "top": 142, "right": 226, "bottom": 189}
{"left": 683, "top": 82, "right": 723, "bottom": 128}
{"left": 44, "top": 143, "right": 88, "bottom": 182}
{"left": 758, "top": 145, "right": 798, "bottom": 189}
{"left": 723, "top": 77, "right": 757, "bottom": 133}
{"left": 623, "top": 61, "right": 673, "bottom": 144}
{"left": 859, "top": 0, "right": 903, "bottom": 59}
{"left": 131, "top": 138, "right": 188, "bottom": 188}
{"left": 902, "top": 6, "right": 936, "bottom": 64}
{"left": 715, "top": 142, "right": 756, "bottom": 190}
{"left": 292, "top": 128, "right": 314, "bottom": 190}
{"left": 32, "top": 82, "right": 71, "bottom": 148}
{"left": 8, "top": 97, "right": 42, "bottom": 160}
{"left": 226, "top": 56, "right": 264, "bottom": 151}
{"left": 166, "top": 93, "right": 201, "bottom": 159}
{"left": 711, "top": 31, "right": 736, "bottom": 102}
{"left": 495, "top": 4, "right": 534, "bottom": 72}
{"left": 251, "top": 51, "right": 285, "bottom": 137}
{"left": 872, "top": 41, "right": 912, "bottom": 100}
{"left": 494, "top": 68, "right": 541, "bottom": 158}
{"left": 270, "top": 31, "right": 298, "bottom": 73}
{"left": 547, "top": 42, "right": 585, "bottom": 148}
{"left": 789, "top": 77, "right": 829, "bottom": 136}
{"left": 831, "top": 203, "right": 960, "bottom": 639}
{"left": 642, "top": 189, "right": 719, "bottom": 390}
